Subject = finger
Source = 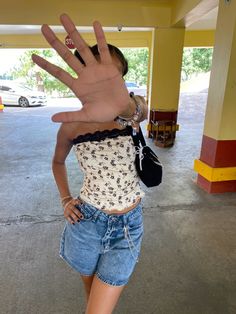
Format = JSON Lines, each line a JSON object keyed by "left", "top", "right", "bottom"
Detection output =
{"left": 70, "top": 211, "right": 81, "bottom": 222}
{"left": 32, "top": 54, "right": 74, "bottom": 89}
{"left": 64, "top": 202, "right": 83, "bottom": 220}
{"left": 67, "top": 216, "right": 75, "bottom": 224}
{"left": 65, "top": 205, "right": 82, "bottom": 222}
{"left": 51, "top": 103, "right": 117, "bottom": 123}
{"left": 71, "top": 206, "right": 84, "bottom": 219}
{"left": 64, "top": 208, "right": 78, "bottom": 223}
{"left": 93, "top": 21, "right": 112, "bottom": 64}
{"left": 60, "top": 13, "right": 96, "bottom": 66}
{"left": 41, "top": 24, "right": 84, "bottom": 74}
{"left": 74, "top": 198, "right": 82, "bottom": 205}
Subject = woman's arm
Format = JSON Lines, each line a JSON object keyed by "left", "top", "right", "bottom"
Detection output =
{"left": 52, "top": 123, "right": 84, "bottom": 224}
{"left": 52, "top": 124, "right": 73, "bottom": 199}
{"left": 133, "top": 95, "right": 148, "bottom": 122}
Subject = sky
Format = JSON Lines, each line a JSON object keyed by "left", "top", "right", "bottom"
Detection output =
{"left": 0, "top": 49, "right": 36, "bottom": 75}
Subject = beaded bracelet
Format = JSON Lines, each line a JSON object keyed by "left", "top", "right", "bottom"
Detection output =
{"left": 115, "top": 95, "right": 143, "bottom": 127}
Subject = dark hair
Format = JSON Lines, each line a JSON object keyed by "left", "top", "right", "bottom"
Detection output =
{"left": 74, "top": 44, "right": 128, "bottom": 76}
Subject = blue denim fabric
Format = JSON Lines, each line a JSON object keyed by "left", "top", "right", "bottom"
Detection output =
{"left": 59, "top": 201, "right": 144, "bottom": 286}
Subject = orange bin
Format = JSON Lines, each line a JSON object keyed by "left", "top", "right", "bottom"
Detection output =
{"left": 0, "top": 96, "right": 4, "bottom": 112}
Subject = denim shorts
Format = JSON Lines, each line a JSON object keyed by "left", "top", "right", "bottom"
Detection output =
{"left": 59, "top": 201, "right": 144, "bottom": 286}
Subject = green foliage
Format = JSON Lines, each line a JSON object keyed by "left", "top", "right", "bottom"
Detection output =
{"left": 11, "top": 49, "right": 74, "bottom": 96}
{"left": 121, "top": 48, "right": 149, "bottom": 86}
{"left": 182, "top": 48, "right": 213, "bottom": 81}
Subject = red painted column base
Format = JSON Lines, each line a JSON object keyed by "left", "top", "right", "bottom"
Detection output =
{"left": 197, "top": 174, "right": 236, "bottom": 193}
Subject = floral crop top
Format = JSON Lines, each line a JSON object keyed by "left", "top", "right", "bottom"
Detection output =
{"left": 72, "top": 127, "right": 145, "bottom": 211}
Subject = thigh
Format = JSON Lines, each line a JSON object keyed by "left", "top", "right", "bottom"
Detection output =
{"left": 86, "top": 275, "right": 125, "bottom": 314}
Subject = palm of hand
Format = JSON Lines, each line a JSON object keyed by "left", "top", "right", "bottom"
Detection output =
{"left": 71, "top": 63, "right": 130, "bottom": 122}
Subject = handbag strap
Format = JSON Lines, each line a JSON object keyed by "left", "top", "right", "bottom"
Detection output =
{"left": 130, "top": 125, "right": 146, "bottom": 147}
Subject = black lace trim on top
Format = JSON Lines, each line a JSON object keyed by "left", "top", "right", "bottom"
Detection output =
{"left": 72, "top": 126, "right": 133, "bottom": 145}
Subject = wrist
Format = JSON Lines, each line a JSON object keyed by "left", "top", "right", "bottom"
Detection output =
{"left": 115, "top": 94, "right": 144, "bottom": 128}
{"left": 61, "top": 195, "right": 73, "bottom": 206}
{"left": 63, "top": 198, "right": 74, "bottom": 210}
{"left": 119, "top": 97, "right": 136, "bottom": 119}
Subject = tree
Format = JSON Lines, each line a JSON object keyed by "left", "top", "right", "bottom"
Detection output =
{"left": 121, "top": 48, "right": 149, "bottom": 86}
{"left": 11, "top": 49, "right": 74, "bottom": 96}
{"left": 192, "top": 48, "right": 213, "bottom": 72}
{"left": 181, "top": 48, "right": 213, "bottom": 81}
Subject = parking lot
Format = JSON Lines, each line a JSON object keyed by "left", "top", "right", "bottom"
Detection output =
{"left": 1, "top": 93, "right": 236, "bottom": 314}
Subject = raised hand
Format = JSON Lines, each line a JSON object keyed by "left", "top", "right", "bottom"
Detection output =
{"left": 32, "top": 14, "right": 130, "bottom": 123}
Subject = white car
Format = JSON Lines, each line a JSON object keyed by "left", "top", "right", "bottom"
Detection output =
{"left": 125, "top": 81, "right": 147, "bottom": 98}
{"left": 0, "top": 81, "right": 47, "bottom": 107}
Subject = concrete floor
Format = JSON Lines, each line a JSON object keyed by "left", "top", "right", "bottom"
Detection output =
{"left": 0, "top": 93, "right": 236, "bottom": 314}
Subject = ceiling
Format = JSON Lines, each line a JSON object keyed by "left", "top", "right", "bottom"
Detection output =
{"left": 0, "top": 1, "right": 218, "bottom": 35}
{"left": 187, "top": 6, "right": 218, "bottom": 30}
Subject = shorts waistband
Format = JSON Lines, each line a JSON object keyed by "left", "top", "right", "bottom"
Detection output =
{"left": 78, "top": 199, "right": 142, "bottom": 223}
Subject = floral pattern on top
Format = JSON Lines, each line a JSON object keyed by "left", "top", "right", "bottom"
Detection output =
{"left": 73, "top": 128, "right": 145, "bottom": 211}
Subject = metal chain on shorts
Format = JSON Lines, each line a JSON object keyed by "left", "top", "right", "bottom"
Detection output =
{"left": 123, "top": 225, "right": 140, "bottom": 263}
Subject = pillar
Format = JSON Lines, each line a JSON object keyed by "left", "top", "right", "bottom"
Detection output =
{"left": 194, "top": 0, "right": 236, "bottom": 193}
{"left": 148, "top": 27, "right": 185, "bottom": 147}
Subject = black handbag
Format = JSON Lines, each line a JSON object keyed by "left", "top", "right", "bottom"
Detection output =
{"left": 131, "top": 126, "right": 163, "bottom": 187}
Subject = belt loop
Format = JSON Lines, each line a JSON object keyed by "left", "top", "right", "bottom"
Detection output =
{"left": 92, "top": 209, "right": 100, "bottom": 222}
{"left": 122, "top": 213, "right": 128, "bottom": 226}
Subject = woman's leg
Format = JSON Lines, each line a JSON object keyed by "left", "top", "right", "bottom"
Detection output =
{"left": 85, "top": 276, "right": 125, "bottom": 314}
{"left": 81, "top": 274, "right": 95, "bottom": 303}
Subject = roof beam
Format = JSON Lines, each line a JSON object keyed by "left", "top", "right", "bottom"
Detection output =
{"left": 0, "top": 31, "right": 152, "bottom": 49}
{"left": 171, "top": 0, "right": 218, "bottom": 27}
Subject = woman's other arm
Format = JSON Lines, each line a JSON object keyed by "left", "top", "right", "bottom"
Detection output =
{"left": 52, "top": 124, "right": 73, "bottom": 198}
{"left": 129, "top": 95, "right": 148, "bottom": 122}
{"left": 52, "top": 123, "right": 84, "bottom": 224}
{"left": 116, "top": 95, "right": 148, "bottom": 125}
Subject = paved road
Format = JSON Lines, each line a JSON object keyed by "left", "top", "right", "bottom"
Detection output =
{"left": 1, "top": 92, "right": 236, "bottom": 314}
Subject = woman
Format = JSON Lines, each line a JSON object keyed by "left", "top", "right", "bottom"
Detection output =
{"left": 32, "top": 14, "right": 148, "bottom": 314}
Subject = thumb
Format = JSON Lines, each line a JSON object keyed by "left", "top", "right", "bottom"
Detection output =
{"left": 51, "top": 109, "right": 89, "bottom": 123}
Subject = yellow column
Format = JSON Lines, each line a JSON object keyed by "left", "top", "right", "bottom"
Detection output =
{"left": 194, "top": 0, "right": 236, "bottom": 193}
{"left": 148, "top": 27, "right": 185, "bottom": 147}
